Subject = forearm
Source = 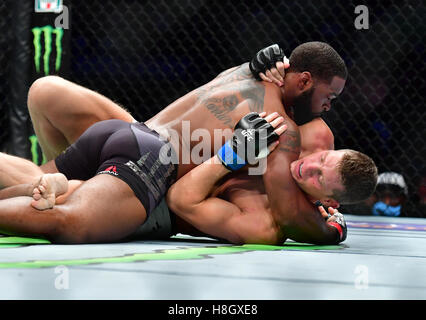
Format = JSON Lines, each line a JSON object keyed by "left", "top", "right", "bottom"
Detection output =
{"left": 167, "top": 155, "right": 240, "bottom": 242}
{"left": 168, "top": 155, "right": 230, "bottom": 210}
{"left": 287, "top": 222, "right": 341, "bottom": 245}
{"left": 168, "top": 111, "right": 285, "bottom": 244}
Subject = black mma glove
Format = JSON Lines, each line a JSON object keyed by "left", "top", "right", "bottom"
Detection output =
{"left": 217, "top": 112, "right": 279, "bottom": 171}
{"left": 249, "top": 44, "right": 287, "bottom": 80}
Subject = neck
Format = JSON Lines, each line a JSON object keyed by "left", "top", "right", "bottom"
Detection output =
{"left": 306, "top": 194, "right": 318, "bottom": 204}
{"left": 297, "top": 185, "right": 318, "bottom": 204}
{"left": 279, "top": 86, "right": 295, "bottom": 118}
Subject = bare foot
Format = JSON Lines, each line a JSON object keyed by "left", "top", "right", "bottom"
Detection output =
{"left": 31, "top": 173, "right": 69, "bottom": 210}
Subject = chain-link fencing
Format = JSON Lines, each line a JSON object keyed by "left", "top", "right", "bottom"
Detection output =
{"left": 0, "top": 1, "right": 13, "bottom": 152}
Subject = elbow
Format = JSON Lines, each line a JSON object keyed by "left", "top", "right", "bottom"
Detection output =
{"left": 166, "top": 185, "right": 184, "bottom": 214}
{"left": 166, "top": 186, "right": 196, "bottom": 215}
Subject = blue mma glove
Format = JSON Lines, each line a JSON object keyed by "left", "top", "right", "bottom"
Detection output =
{"left": 217, "top": 112, "right": 279, "bottom": 171}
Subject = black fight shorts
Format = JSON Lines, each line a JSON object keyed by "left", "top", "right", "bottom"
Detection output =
{"left": 55, "top": 119, "right": 177, "bottom": 215}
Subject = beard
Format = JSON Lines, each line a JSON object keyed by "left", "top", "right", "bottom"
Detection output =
{"left": 292, "top": 87, "right": 323, "bottom": 125}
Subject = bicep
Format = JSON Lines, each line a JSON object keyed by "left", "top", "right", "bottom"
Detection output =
{"left": 176, "top": 197, "right": 269, "bottom": 244}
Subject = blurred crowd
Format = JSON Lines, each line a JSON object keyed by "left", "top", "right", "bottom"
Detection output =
{"left": 342, "top": 171, "right": 426, "bottom": 217}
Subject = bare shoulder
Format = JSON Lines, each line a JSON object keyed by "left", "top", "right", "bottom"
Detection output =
{"left": 193, "top": 63, "right": 267, "bottom": 128}
{"left": 214, "top": 63, "right": 252, "bottom": 80}
{"left": 299, "top": 118, "right": 334, "bottom": 154}
{"left": 300, "top": 118, "right": 333, "bottom": 140}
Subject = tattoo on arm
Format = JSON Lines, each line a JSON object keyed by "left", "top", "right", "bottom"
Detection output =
{"left": 196, "top": 63, "right": 265, "bottom": 127}
{"left": 204, "top": 96, "right": 237, "bottom": 129}
{"left": 241, "top": 85, "right": 265, "bottom": 113}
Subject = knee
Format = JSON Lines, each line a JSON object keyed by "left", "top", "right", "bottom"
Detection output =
{"left": 27, "top": 76, "right": 67, "bottom": 113}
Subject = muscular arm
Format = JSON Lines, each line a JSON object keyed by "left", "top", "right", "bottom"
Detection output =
{"left": 284, "top": 211, "right": 340, "bottom": 245}
{"left": 167, "top": 156, "right": 277, "bottom": 244}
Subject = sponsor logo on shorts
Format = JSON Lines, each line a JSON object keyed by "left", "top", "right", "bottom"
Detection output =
{"left": 98, "top": 165, "right": 119, "bottom": 176}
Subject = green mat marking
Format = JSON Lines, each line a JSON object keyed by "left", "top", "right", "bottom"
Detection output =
{"left": 0, "top": 237, "right": 341, "bottom": 269}
{"left": 0, "top": 236, "right": 51, "bottom": 245}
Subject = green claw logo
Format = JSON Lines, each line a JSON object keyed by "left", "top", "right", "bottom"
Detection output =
{"left": 29, "top": 134, "right": 46, "bottom": 165}
{"left": 32, "top": 25, "right": 64, "bottom": 76}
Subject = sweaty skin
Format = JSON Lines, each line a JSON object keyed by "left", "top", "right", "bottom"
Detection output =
{"left": 32, "top": 63, "right": 334, "bottom": 176}
{"left": 144, "top": 63, "right": 334, "bottom": 178}
{"left": 132, "top": 64, "right": 337, "bottom": 241}
{"left": 167, "top": 116, "right": 342, "bottom": 244}
{"left": 0, "top": 63, "right": 340, "bottom": 244}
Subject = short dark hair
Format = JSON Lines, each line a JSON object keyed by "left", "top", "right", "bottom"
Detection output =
{"left": 289, "top": 41, "right": 348, "bottom": 83}
{"left": 332, "top": 150, "right": 378, "bottom": 204}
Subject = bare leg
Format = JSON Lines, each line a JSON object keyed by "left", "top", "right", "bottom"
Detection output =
{"left": 55, "top": 180, "right": 84, "bottom": 205}
{"left": 27, "top": 76, "right": 135, "bottom": 160}
{"left": 0, "top": 184, "right": 34, "bottom": 200}
{"left": 0, "top": 174, "right": 147, "bottom": 244}
{"left": 0, "top": 178, "right": 82, "bottom": 204}
{"left": 0, "top": 152, "right": 45, "bottom": 188}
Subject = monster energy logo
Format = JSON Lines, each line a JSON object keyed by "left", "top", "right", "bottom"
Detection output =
{"left": 32, "top": 26, "right": 64, "bottom": 76}
{"left": 29, "top": 135, "right": 47, "bottom": 165}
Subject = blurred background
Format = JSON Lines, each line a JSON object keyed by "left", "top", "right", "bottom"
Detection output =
{"left": 0, "top": 0, "right": 424, "bottom": 217}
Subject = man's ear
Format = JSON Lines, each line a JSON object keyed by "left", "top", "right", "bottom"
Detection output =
{"left": 297, "top": 71, "right": 313, "bottom": 91}
{"left": 321, "top": 198, "right": 340, "bottom": 209}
